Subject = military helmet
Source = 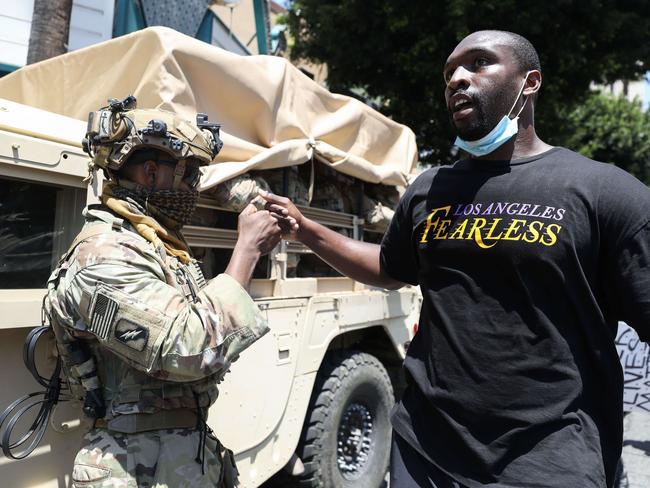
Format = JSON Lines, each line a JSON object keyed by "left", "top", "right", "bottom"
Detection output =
{"left": 82, "top": 96, "right": 223, "bottom": 176}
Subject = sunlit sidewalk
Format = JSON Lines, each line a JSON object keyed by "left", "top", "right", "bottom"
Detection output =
{"left": 620, "top": 410, "right": 650, "bottom": 488}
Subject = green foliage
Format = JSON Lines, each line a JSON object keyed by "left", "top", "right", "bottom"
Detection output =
{"left": 563, "top": 92, "right": 650, "bottom": 184}
{"left": 287, "top": 0, "right": 650, "bottom": 165}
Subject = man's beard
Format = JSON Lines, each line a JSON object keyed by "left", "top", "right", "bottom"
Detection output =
{"left": 451, "top": 80, "right": 520, "bottom": 142}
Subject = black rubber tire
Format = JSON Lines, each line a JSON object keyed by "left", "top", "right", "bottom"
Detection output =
{"left": 296, "top": 350, "right": 394, "bottom": 488}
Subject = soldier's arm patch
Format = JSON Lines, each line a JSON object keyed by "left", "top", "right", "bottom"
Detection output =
{"left": 88, "top": 291, "right": 119, "bottom": 340}
{"left": 88, "top": 285, "right": 171, "bottom": 372}
{"left": 114, "top": 319, "right": 149, "bottom": 351}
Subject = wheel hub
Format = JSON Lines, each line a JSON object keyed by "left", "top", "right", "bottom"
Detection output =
{"left": 336, "top": 402, "right": 373, "bottom": 479}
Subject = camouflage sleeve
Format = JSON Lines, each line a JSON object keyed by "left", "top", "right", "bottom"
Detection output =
{"left": 159, "top": 273, "right": 271, "bottom": 380}
{"left": 61, "top": 235, "right": 269, "bottom": 382}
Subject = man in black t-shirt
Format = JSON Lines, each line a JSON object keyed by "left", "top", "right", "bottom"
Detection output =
{"left": 261, "top": 31, "right": 650, "bottom": 488}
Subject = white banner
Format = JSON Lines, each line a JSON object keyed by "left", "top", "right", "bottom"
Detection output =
{"left": 616, "top": 322, "right": 650, "bottom": 412}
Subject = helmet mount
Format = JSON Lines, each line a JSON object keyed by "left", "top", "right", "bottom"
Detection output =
{"left": 82, "top": 96, "right": 223, "bottom": 185}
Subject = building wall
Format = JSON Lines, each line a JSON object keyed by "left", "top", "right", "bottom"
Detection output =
{"left": 608, "top": 75, "right": 650, "bottom": 111}
{"left": 0, "top": 0, "right": 34, "bottom": 70}
{"left": 211, "top": 1, "right": 259, "bottom": 54}
{"left": 0, "top": 0, "right": 264, "bottom": 73}
{"left": 68, "top": 0, "right": 115, "bottom": 51}
{"left": 0, "top": 0, "right": 114, "bottom": 71}
{"left": 212, "top": 14, "right": 251, "bottom": 55}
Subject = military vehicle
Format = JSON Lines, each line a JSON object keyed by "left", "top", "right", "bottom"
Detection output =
{"left": 0, "top": 27, "right": 420, "bottom": 488}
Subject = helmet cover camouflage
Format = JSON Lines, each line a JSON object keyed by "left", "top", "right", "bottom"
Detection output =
{"left": 82, "top": 96, "right": 223, "bottom": 173}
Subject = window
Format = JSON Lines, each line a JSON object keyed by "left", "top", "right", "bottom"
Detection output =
{"left": 0, "top": 179, "right": 85, "bottom": 288}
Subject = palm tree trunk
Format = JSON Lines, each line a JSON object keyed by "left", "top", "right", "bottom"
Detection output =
{"left": 26, "top": 0, "right": 74, "bottom": 65}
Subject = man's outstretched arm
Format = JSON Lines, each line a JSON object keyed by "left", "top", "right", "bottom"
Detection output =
{"left": 259, "top": 190, "right": 405, "bottom": 290}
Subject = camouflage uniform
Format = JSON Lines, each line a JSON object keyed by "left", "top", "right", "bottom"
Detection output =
{"left": 206, "top": 173, "right": 270, "bottom": 212}
{"left": 46, "top": 201, "right": 269, "bottom": 487}
{"left": 70, "top": 428, "right": 226, "bottom": 488}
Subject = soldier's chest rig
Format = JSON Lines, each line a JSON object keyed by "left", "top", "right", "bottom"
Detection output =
{"left": 166, "top": 254, "right": 207, "bottom": 303}
{"left": 58, "top": 211, "right": 216, "bottom": 430}
{"left": 0, "top": 210, "right": 216, "bottom": 457}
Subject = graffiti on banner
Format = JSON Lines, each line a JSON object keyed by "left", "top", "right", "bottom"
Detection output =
{"left": 616, "top": 322, "right": 650, "bottom": 412}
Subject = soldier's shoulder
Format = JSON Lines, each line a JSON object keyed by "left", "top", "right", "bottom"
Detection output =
{"left": 71, "top": 207, "right": 156, "bottom": 267}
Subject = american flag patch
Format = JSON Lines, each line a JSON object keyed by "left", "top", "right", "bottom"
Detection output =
{"left": 89, "top": 292, "right": 118, "bottom": 340}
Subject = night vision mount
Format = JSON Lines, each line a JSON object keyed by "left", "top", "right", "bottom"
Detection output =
{"left": 107, "top": 95, "right": 137, "bottom": 113}
{"left": 196, "top": 113, "right": 224, "bottom": 155}
{"left": 139, "top": 119, "right": 184, "bottom": 152}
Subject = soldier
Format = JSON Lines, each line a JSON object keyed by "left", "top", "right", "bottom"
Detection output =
{"left": 45, "top": 97, "right": 292, "bottom": 487}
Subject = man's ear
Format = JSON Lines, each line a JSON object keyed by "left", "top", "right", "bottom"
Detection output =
{"left": 524, "top": 70, "right": 542, "bottom": 97}
{"left": 143, "top": 160, "right": 159, "bottom": 189}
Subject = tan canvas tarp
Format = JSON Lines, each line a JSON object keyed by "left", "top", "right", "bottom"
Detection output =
{"left": 0, "top": 26, "right": 417, "bottom": 188}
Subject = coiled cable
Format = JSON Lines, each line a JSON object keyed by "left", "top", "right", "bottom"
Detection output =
{"left": 0, "top": 326, "right": 65, "bottom": 459}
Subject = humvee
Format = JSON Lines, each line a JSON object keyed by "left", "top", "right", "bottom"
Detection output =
{"left": 0, "top": 28, "right": 421, "bottom": 488}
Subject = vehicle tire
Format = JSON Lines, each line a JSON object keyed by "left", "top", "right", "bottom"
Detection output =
{"left": 296, "top": 350, "right": 394, "bottom": 488}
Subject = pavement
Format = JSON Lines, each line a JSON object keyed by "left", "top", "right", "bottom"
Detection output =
{"left": 619, "top": 410, "right": 650, "bottom": 488}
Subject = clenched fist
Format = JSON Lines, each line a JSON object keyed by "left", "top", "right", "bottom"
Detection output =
{"left": 257, "top": 190, "right": 302, "bottom": 240}
{"left": 237, "top": 204, "right": 284, "bottom": 255}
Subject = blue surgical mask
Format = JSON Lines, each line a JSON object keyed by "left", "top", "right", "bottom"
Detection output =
{"left": 454, "top": 74, "right": 530, "bottom": 158}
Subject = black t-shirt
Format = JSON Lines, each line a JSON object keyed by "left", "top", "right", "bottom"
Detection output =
{"left": 380, "top": 147, "right": 650, "bottom": 488}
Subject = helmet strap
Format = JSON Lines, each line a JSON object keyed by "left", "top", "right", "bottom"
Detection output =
{"left": 173, "top": 159, "right": 186, "bottom": 189}
{"left": 116, "top": 178, "right": 149, "bottom": 194}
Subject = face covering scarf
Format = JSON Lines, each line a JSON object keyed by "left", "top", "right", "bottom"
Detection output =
{"left": 101, "top": 182, "right": 195, "bottom": 264}
{"left": 454, "top": 73, "right": 530, "bottom": 157}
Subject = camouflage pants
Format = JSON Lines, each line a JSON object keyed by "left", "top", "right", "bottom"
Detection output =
{"left": 70, "top": 427, "right": 225, "bottom": 488}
